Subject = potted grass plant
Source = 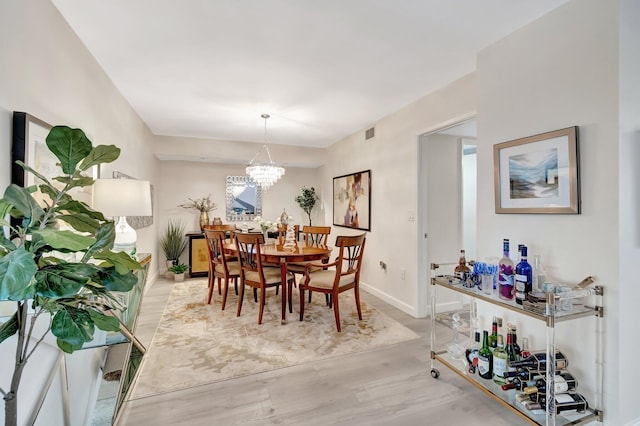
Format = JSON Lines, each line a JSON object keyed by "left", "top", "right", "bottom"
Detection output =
{"left": 168, "top": 263, "right": 188, "bottom": 281}
{"left": 160, "top": 219, "right": 188, "bottom": 276}
{"left": 295, "top": 186, "right": 318, "bottom": 226}
{"left": 0, "top": 125, "right": 142, "bottom": 426}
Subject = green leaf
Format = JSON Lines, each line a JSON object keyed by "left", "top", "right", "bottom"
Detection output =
{"left": 32, "top": 229, "right": 96, "bottom": 251}
{"left": 98, "top": 268, "right": 138, "bottom": 292}
{"left": 53, "top": 175, "right": 95, "bottom": 191}
{"left": 57, "top": 199, "right": 106, "bottom": 221}
{"left": 46, "top": 126, "right": 92, "bottom": 175}
{"left": 58, "top": 213, "right": 100, "bottom": 233}
{"left": 83, "top": 222, "right": 115, "bottom": 261}
{"left": 34, "top": 263, "right": 101, "bottom": 298}
{"left": 15, "top": 160, "right": 54, "bottom": 187}
{"left": 4, "top": 184, "right": 45, "bottom": 226}
{"left": 0, "top": 199, "right": 12, "bottom": 228}
{"left": 79, "top": 145, "right": 121, "bottom": 171}
{"left": 0, "top": 311, "right": 19, "bottom": 343}
{"left": 0, "top": 248, "right": 37, "bottom": 300}
{"left": 94, "top": 250, "right": 142, "bottom": 274}
{"left": 38, "top": 183, "right": 61, "bottom": 204}
{"left": 87, "top": 309, "right": 120, "bottom": 332}
{"left": 51, "top": 308, "right": 94, "bottom": 353}
{"left": 56, "top": 338, "right": 80, "bottom": 354}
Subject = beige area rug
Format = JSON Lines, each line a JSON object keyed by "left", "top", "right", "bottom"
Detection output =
{"left": 131, "top": 279, "right": 420, "bottom": 398}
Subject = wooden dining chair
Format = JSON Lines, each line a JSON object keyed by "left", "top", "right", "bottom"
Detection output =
{"left": 287, "top": 226, "right": 332, "bottom": 306}
{"left": 203, "top": 229, "right": 240, "bottom": 309}
{"left": 235, "top": 232, "right": 295, "bottom": 324}
{"left": 299, "top": 233, "right": 366, "bottom": 332}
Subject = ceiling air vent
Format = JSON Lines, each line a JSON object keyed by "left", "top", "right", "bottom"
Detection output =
{"left": 365, "top": 126, "right": 375, "bottom": 141}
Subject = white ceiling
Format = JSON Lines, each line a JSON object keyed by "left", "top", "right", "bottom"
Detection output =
{"left": 52, "top": 0, "right": 568, "bottom": 149}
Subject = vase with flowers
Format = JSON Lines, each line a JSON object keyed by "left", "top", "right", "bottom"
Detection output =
{"left": 178, "top": 194, "right": 217, "bottom": 231}
{"left": 254, "top": 216, "right": 275, "bottom": 242}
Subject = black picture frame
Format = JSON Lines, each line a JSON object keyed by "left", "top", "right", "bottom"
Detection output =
{"left": 332, "top": 169, "right": 371, "bottom": 231}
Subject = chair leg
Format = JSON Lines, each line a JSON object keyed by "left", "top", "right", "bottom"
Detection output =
{"left": 221, "top": 278, "right": 229, "bottom": 310}
{"left": 237, "top": 282, "right": 245, "bottom": 317}
{"left": 234, "top": 278, "right": 238, "bottom": 295}
{"left": 288, "top": 280, "right": 294, "bottom": 314}
{"left": 325, "top": 294, "right": 330, "bottom": 307}
{"left": 207, "top": 278, "right": 215, "bottom": 304}
{"left": 299, "top": 287, "right": 305, "bottom": 321}
{"left": 354, "top": 285, "right": 363, "bottom": 320}
{"left": 333, "top": 292, "right": 341, "bottom": 332}
{"left": 217, "top": 277, "right": 222, "bottom": 295}
{"left": 258, "top": 287, "right": 266, "bottom": 324}
{"left": 253, "top": 288, "right": 258, "bottom": 303}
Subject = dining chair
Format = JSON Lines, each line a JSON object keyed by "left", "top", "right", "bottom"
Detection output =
{"left": 203, "top": 229, "right": 240, "bottom": 309}
{"left": 235, "top": 232, "right": 295, "bottom": 324}
{"left": 287, "top": 226, "right": 332, "bottom": 307}
{"left": 203, "top": 224, "right": 236, "bottom": 240}
{"left": 299, "top": 233, "right": 366, "bottom": 332}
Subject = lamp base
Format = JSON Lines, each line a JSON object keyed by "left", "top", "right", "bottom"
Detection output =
{"left": 113, "top": 216, "right": 137, "bottom": 255}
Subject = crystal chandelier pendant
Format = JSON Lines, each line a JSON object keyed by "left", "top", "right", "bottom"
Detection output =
{"left": 246, "top": 114, "right": 285, "bottom": 189}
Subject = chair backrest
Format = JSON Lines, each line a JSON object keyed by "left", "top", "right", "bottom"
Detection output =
{"left": 334, "top": 234, "right": 366, "bottom": 277}
{"left": 204, "top": 224, "right": 236, "bottom": 239}
{"left": 302, "top": 226, "right": 331, "bottom": 246}
{"left": 234, "top": 232, "right": 265, "bottom": 280}
{"left": 203, "top": 229, "right": 227, "bottom": 269}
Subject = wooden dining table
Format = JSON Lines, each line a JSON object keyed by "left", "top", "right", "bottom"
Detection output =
{"left": 223, "top": 238, "right": 332, "bottom": 324}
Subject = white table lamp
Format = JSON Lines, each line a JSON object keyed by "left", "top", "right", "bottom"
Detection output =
{"left": 93, "top": 179, "right": 152, "bottom": 254}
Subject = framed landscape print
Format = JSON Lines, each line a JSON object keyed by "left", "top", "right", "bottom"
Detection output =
{"left": 494, "top": 126, "right": 580, "bottom": 214}
{"left": 333, "top": 169, "right": 371, "bottom": 231}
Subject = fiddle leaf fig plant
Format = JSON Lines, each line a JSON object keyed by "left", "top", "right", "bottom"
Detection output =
{"left": 0, "top": 125, "right": 143, "bottom": 426}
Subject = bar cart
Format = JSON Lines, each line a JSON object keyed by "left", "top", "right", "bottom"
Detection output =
{"left": 429, "top": 262, "right": 604, "bottom": 426}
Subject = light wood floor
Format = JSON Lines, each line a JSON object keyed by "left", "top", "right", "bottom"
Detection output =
{"left": 116, "top": 277, "right": 528, "bottom": 425}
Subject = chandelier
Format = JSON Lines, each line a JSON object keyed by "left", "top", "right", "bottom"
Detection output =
{"left": 246, "top": 114, "right": 285, "bottom": 190}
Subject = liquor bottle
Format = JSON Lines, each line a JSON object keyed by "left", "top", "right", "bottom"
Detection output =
{"left": 465, "top": 331, "right": 481, "bottom": 374}
{"left": 508, "top": 351, "right": 569, "bottom": 371}
{"left": 477, "top": 330, "right": 493, "bottom": 380}
{"left": 522, "top": 372, "right": 578, "bottom": 395}
{"left": 454, "top": 249, "right": 471, "bottom": 281}
{"left": 488, "top": 316, "right": 499, "bottom": 351}
{"left": 492, "top": 335, "right": 508, "bottom": 384}
{"left": 498, "top": 239, "right": 515, "bottom": 300}
{"left": 515, "top": 245, "right": 533, "bottom": 305}
{"left": 501, "top": 375, "right": 541, "bottom": 391}
{"left": 532, "top": 254, "right": 547, "bottom": 292}
{"left": 524, "top": 393, "right": 589, "bottom": 414}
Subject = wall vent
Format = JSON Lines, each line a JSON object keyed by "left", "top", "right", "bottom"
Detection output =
{"left": 365, "top": 126, "right": 375, "bottom": 141}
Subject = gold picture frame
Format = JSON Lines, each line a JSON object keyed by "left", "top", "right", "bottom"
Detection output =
{"left": 494, "top": 126, "right": 580, "bottom": 214}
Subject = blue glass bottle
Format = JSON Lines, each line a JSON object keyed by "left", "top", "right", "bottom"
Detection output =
{"left": 515, "top": 245, "right": 532, "bottom": 305}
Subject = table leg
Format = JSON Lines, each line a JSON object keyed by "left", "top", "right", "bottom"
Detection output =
{"left": 280, "top": 257, "right": 288, "bottom": 324}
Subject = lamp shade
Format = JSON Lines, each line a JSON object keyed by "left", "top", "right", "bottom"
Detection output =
{"left": 92, "top": 179, "right": 152, "bottom": 217}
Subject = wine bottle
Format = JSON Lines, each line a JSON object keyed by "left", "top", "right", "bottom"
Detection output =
{"left": 488, "top": 316, "right": 498, "bottom": 351}
{"left": 508, "top": 351, "right": 569, "bottom": 371}
{"left": 454, "top": 249, "right": 471, "bottom": 281}
{"left": 492, "top": 335, "right": 508, "bottom": 384}
{"left": 524, "top": 393, "right": 589, "bottom": 414}
{"left": 505, "top": 328, "right": 518, "bottom": 373}
{"left": 511, "top": 325, "right": 521, "bottom": 358}
{"left": 515, "top": 245, "right": 533, "bottom": 305}
{"left": 465, "top": 331, "right": 481, "bottom": 374}
{"left": 498, "top": 239, "right": 515, "bottom": 300}
{"left": 520, "top": 337, "right": 531, "bottom": 358}
{"left": 522, "top": 372, "right": 578, "bottom": 394}
{"left": 477, "top": 330, "right": 493, "bottom": 380}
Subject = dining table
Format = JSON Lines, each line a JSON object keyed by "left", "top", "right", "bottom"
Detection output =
{"left": 223, "top": 238, "right": 332, "bottom": 324}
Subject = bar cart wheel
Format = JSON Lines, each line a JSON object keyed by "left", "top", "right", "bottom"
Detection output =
{"left": 430, "top": 368, "right": 440, "bottom": 379}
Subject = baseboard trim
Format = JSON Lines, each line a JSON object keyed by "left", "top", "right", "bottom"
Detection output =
{"left": 360, "top": 282, "right": 417, "bottom": 317}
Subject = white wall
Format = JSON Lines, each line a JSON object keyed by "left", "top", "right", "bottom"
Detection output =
{"left": 476, "top": 0, "right": 621, "bottom": 423}
{"left": 322, "top": 73, "right": 476, "bottom": 316}
{"left": 618, "top": 0, "right": 640, "bottom": 424}
{"left": 0, "top": 0, "right": 159, "bottom": 424}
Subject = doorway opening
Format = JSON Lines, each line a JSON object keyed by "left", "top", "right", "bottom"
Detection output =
{"left": 416, "top": 118, "right": 477, "bottom": 317}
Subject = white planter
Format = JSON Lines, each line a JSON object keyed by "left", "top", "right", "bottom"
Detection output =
{"left": 174, "top": 273, "right": 185, "bottom": 282}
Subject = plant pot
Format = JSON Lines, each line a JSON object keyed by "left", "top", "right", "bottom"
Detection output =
{"left": 174, "top": 272, "right": 185, "bottom": 282}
